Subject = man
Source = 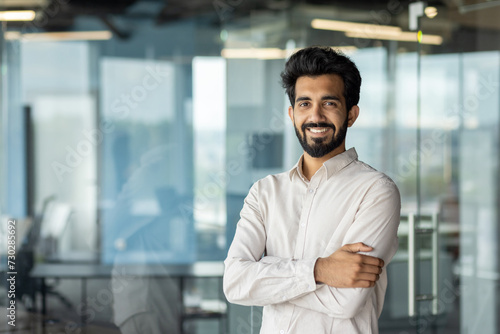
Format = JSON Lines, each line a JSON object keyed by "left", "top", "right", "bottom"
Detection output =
{"left": 223, "top": 46, "right": 401, "bottom": 333}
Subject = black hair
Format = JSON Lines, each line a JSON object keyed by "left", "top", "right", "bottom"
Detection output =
{"left": 280, "top": 46, "right": 362, "bottom": 112}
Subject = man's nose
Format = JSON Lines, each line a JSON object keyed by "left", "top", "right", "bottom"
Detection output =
{"left": 309, "top": 104, "right": 326, "bottom": 122}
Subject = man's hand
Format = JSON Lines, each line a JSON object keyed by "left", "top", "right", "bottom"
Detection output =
{"left": 314, "top": 242, "right": 384, "bottom": 288}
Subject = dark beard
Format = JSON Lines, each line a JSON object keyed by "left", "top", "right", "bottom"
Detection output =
{"left": 294, "top": 116, "right": 348, "bottom": 158}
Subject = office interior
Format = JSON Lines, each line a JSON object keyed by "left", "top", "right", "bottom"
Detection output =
{"left": 0, "top": 0, "right": 499, "bottom": 333}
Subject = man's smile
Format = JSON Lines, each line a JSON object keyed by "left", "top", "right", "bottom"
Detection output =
{"left": 303, "top": 125, "right": 334, "bottom": 140}
{"left": 307, "top": 127, "right": 331, "bottom": 135}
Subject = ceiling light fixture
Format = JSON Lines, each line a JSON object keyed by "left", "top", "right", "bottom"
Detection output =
{"left": 312, "top": 18, "right": 443, "bottom": 45}
{"left": 311, "top": 18, "right": 402, "bottom": 35}
{"left": 0, "top": 10, "right": 36, "bottom": 21}
{"left": 424, "top": 6, "right": 438, "bottom": 19}
{"left": 21, "top": 30, "right": 113, "bottom": 41}
{"left": 4, "top": 31, "right": 22, "bottom": 40}
{"left": 345, "top": 30, "right": 443, "bottom": 45}
{"left": 221, "top": 46, "right": 358, "bottom": 59}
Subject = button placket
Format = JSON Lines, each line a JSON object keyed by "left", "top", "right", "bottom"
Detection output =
{"left": 293, "top": 172, "right": 322, "bottom": 259}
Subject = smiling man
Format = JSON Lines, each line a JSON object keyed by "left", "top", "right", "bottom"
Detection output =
{"left": 223, "top": 46, "right": 401, "bottom": 333}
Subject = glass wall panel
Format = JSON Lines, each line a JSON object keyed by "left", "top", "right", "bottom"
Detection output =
{"left": 99, "top": 57, "right": 196, "bottom": 264}
{"left": 1, "top": 1, "right": 500, "bottom": 333}
{"left": 459, "top": 51, "right": 500, "bottom": 334}
{"left": 193, "top": 56, "right": 227, "bottom": 261}
{"left": 348, "top": 47, "right": 388, "bottom": 171}
{"left": 1, "top": 36, "right": 26, "bottom": 218}
{"left": 22, "top": 41, "right": 97, "bottom": 257}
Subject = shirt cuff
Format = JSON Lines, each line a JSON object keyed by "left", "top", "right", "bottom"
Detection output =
{"left": 290, "top": 257, "right": 318, "bottom": 296}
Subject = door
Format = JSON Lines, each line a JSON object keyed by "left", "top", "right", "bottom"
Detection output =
{"left": 380, "top": 2, "right": 500, "bottom": 333}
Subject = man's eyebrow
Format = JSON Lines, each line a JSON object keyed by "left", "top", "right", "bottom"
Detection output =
{"left": 295, "top": 95, "right": 342, "bottom": 103}
{"left": 321, "top": 95, "right": 342, "bottom": 101}
{"left": 295, "top": 96, "right": 310, "bottom": 102}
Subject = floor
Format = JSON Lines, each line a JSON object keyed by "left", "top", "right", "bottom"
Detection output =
{"left": 0, "top": 309, "right": 121, "bottom": 334}
{"left": 1, "top": 277, "right": 461, "bottom": 334}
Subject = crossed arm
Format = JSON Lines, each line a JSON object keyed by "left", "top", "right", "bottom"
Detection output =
{"left": 314, "top": 242, "right": 384, "bottom": 288}
{"left": 223, "top": 179, "right": 400, "bottom": 319}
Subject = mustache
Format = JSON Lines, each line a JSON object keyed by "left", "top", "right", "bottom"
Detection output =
{"left": 301, "top": 122, "right": 335, "bottom": 132}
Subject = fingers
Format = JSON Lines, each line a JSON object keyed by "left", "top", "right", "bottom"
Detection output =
{"left": 347, "top": 274, "right": 379, "bottom": 288}
{"left": 347, "top": 273, "right": 380, "bottom": 288}
{"left": 352, "top": 280, "right": 377, "bottom": 288}
{"left": 356, "top": 272, "right": 380, "bottom": 283}
{"left": 341, "top": 243, "right": 385, "bottom": 267}
{"left": 343, "top": 242, "right": 373, "bottom": 253}
{"left": 322, "top": 244, "right": 386, "bottom": 288}
{"left": 359, "top": 263, "right": 383, "bottom": 275}
{"left": 360, "top": 254, "right": 384, "bottom": 268}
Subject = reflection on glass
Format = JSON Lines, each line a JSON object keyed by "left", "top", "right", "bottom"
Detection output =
{"left": 100, "top": 58, "right": 195, "bottom": 264}
{"left": 193, "top": 57, "right": 227, "bottom": 261}
{"left": 459, "top": 51, "right": 499, "bottom": 334}
{"left": 100, "top": 58, "right": 190, "bottom": 333}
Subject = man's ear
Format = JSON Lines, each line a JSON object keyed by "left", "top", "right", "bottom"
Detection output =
{"left": 347, "top": 105, "right": 359, "bottom": 127}
{"left": 288, "top": 106, "right": 294, "bottom": 122}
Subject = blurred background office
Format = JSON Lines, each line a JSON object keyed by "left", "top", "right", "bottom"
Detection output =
{"left": 0, "top": 0, "right": 499, "bottom": 333}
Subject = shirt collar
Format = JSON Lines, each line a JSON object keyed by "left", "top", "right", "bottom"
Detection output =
{"left": 288, "top": 147, "right": 358, "bottom": 181}
{"left": 288, "top": 155, "right": 307, "bottom": 183}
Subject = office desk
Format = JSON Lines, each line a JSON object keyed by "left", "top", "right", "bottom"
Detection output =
{"left": 30, "top": 262, "right": 226, "bottom": 333}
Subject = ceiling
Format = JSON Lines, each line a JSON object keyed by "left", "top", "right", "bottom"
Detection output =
{"left": 1, "top": 0, "right": 499, "bottom": 36}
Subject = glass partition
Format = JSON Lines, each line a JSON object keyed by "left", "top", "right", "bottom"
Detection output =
{"left": 458, "top": 51, "right": 499, "bottom": 334}
{"left": 99, "top": 57, "right": 196, "bottom": 264}
{"left": 0, "top": 1, "right": 499, "bottom": 333}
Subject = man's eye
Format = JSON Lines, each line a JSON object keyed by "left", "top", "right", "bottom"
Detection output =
{"left": 325, "top": 101, "right": 337, "bottom": 107}
{"left": 299, "top": 102, "right": 309, "bottom": 107}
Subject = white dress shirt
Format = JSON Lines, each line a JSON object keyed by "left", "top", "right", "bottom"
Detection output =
{"left": 224, "top": 148, "right": 401, "bottom": 334}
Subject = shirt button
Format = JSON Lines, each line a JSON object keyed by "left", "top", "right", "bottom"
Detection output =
{"left": 280, "top": 330, "right": 285, "bottom": 334}
{"left": 300, "top": 223, "right": 306, "bottom": 227}
{"left": 308, "top": 189, "right": 314, "bottom": 193}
